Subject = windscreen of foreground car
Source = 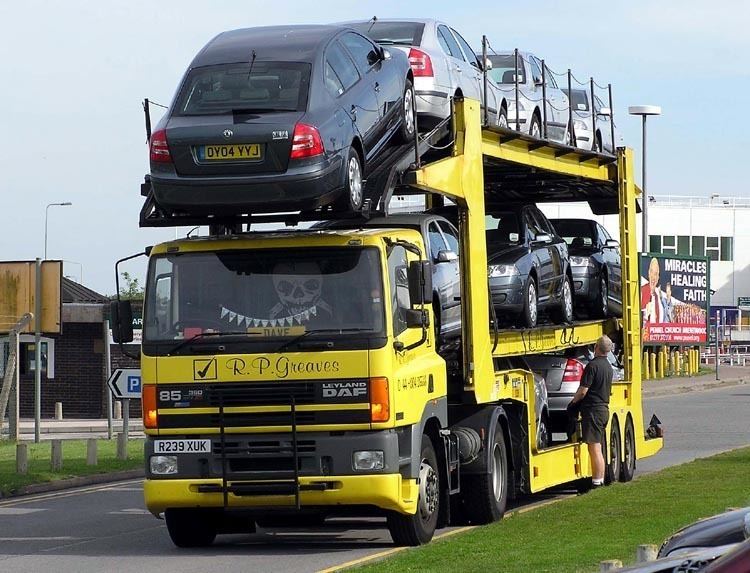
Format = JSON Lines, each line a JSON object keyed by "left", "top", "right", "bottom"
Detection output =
{"left": 348, "top": 21, "right": 425, "bottom": 46}
{"left": 143, "top": 247, "right": 385, "bottom": 347}
{"left": 487, "top": 55, "right": 525, "bottom": 84}
{"left": 563, "top": 89, "right": 590, "bottom": 112}
{"left": 485, "top": 213, "right": 521, "bottom": 244}
{"left": 552, "top": 220, "right": 594, "bottom": 247}
{"left": 174, "top": 62, "right": 311, "bottom": 116}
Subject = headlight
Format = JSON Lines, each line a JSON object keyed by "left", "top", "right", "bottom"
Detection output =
{"left": 569, "top": 256, "right": 591, "bottom": 267}
{"left": 488, "top": 264, "right": 520, "bottom": 277}
{"left": 353, "top": 450, "right": 384, "bottom": 471}
{"left": 150, "top": 455, "right": 178, "bottom": 475}
{"left": 573, "top": 120, "right": 587, "bottom": 132}
{"left": 508, "top": 100, "right": 526, "bottom": 112}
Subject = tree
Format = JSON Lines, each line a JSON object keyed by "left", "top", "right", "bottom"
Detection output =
{"left": 119, "top": 271, "right": 144, "bottom": 301}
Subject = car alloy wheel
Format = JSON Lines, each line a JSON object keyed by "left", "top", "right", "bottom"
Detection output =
{"left": 528, "top": 280, "right": 538, "bottom": 325}
{"left": 403, "top": 87, "right": 415, "bottom": 136}
{"left": 562, "top": 278, "right": 573, "bottom": 321}
{"left": 348, "top": 155, "right": 363, "bottom": 208}
{"left": 531, "top": 117, "right": 541, "bottom": 139}
{"left": 499, "top": 108, "right": 508, "bottom": 129}
{"left": 600, "top": 276, "right": 608, "bottom": 317}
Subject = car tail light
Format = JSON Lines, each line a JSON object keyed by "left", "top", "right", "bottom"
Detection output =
{"left": 149, "top": 129, "right": 172, "bottom": 163}
{"left": 562, "top": 358, "right": 584, "bottom": 383}
{"left": 370, "top": 377, "right": 390, "bottom": 423}
{"left": 142, "top": 385, "right": 158, "bottom": 429}
{"left": 290, "top": 123, "right": 324, "bottom": 159}
{"left": 408, "top": 48, "right": 434, "bottom": 77}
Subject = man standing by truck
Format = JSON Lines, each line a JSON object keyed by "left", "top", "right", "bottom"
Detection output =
{"left": 567, "top": 335, "right": 614, "bottom": 487}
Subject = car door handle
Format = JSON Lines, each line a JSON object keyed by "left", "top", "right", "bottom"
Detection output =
{"left": 350, "top": 105, "right": 357, "bottom": 117}
{"left": 374, "top": 82, "right": 380, "bottom": 93}
{"left": 455, "top": 65, "right": 462, "bottom": 73}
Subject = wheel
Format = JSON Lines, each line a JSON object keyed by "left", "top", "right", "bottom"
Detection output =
{"left": 334, "top": 147, "right": 363, "bottom": 212}
{"left": 590, "top": 274, "right": 609, "bottom": 318}
{"left": 165, "top": 509, "right": 218, "bottom": 548}
{"left": 537, "top": 410, "right": 550, "bottom": 450}
{"left": 460, "top": 425, "right": 508, "bottom": 524}
{"left": 529, "top": 113, "right": 542, "bottom": 139}
{"left": 619, "top": 418, "right": 636, "bottom": 482}
{"left": 568, "top": 121, "right": 577, "bottom": 147}
{"left": 550, "top": 275, "right": 574, "bottom": 323}
{"left": 519, "top": 276, "right": 538, "bottom": 328}
{"left": 593, "top": 132, "right": 603, "bottom": 152}
{"left": 387, "top": 434, "right": 440, "bottom": 546}
{"left": 607, "top": 419, "right": 621, "bottom": 485}
{"left": 498, "top": 106, "right": 508, "bottom": 129}
{"left": 398, "top": 80, "right": 416, "bottom": 142}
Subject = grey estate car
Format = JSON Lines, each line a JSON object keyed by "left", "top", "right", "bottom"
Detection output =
{"left": 486, "top": 205, "right": 574, "bottom": 328}
{"left": 486, "top": 51, "right": 571, "bottom": 144}
{"left": 347, "top": 19, "right": 504, "bottom": 128}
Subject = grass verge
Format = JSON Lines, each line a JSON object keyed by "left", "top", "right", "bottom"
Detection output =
{"left": 0, "top": 439, "right": 144, "bottom": 496}
{"left": 357, "top": 447, "right": 750, "bottom": 573}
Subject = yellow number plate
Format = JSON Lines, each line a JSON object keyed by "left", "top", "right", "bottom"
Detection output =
{"left": 202, "top": 144, "right": 261, "bottom": 161}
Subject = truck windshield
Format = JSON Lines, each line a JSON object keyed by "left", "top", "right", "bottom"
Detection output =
{"left": 143, "top": 247, "right": 385, "bottom": 345}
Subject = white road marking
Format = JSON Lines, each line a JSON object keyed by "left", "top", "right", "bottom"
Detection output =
{"left": 107, "top": 508, "right": 151, "bottom": 515}
{"left": 0, "top": 537, "right": 76, "bottom": 542}
{"left": 0, "top": 508, "right": 46, "bottom": 515}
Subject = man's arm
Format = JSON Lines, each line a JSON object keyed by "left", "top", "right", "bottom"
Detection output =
{"left": 568, "top": 385, "right": 589, "bottom": 406}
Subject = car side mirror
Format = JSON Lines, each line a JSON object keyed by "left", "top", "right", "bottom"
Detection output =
{"left": 110, "top": 300, "right": 134, "bottom": 344}
{"left": 532, "top": 233, "right": 552, "bottom": 245}
{"left": 436, "top": 250, "right": 458, "bottom": 263}
{"left": 407, "top": 260, "right": 432, "bottom": 305}
{"left": 382, "top": 48, "right": 391, "bottom": 60}
{"left": 367, "top": 49, "right": 381, "bottom": 65}
{"left": 483, "top": 57, "right": 493, "bottom": 71}
{"left": 597, "top": 107, "right": 612, "bottom": 117}
{"left": 533, "top": 76, "right": 543, "bottom": 86}
{"left": 404, "top": 308, "right": 430, "bottom": 329}
{"left": 605, "top": 239, "right": 619, "bottom": 249}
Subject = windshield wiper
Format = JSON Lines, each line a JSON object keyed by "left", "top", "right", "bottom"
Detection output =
{"left": 275, "top": 327, "right": 373, "bottom": 352}
{"left": 166, "top": 331, "right": 250, "bottom": 355}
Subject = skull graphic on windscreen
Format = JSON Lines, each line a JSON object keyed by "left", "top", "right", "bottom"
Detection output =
{"left": 271, "top": 261, "right": 323, "bottom": 318}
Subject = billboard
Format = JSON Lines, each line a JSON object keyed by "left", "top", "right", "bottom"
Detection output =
{"left": 640, "top": 254, "right": 709, "bottom": 345}
{"left": 0, "top": 261, "right": 62, "bottom": 334}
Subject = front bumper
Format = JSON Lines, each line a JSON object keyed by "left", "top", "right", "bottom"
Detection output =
{"left": 489, "top": 274, "right": 526, "bottom": 312}
{"left": 571, "top": 266, "right": 597, "bottom": 301}
{"left": 150, "top": 154, "right": 343, "bottom": 215}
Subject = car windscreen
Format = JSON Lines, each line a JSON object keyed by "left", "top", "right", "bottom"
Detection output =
{"left": 487, "top": 55, "right": 524, "bottom": 84}
{"left": 552, "top": 220, "right": 594, "bottom": 247}
{"left": 348, "top": 21, "right": 425, "bottom": 46}
{"left": 173, "top": 61, "right": 311, "bottom": 116}
{"left": 563, "top": 89, "right": 589, "bottom": 112}
{"left": 485, "top": 213, "right": 521, "bottom": 244}
{"left": 143, "top": 247, "right": 385, "bottom": 343}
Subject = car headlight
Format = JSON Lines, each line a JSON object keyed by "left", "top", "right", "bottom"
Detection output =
{"left": 488, "top": 264, "right": 520, "bottom": 277}
{"left": 508, "top": 100, "right": 526, "bottom": 112}
{"left": 569, "top": 256, "right": 591, "bottom": 267}
{"left": 573, "top": 120, "right": 587, "bottom": 132}
{"left": 150, "top": 455, "right": 178, "bottom": 475}
{"left": 353, "top": 450, "right": 384, "bottom": 471}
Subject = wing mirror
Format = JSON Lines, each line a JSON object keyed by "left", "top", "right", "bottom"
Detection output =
{"left": 483, "top": 57, "right": 493, "bottom": 71}
{"left": 110, "top": 300, "right": 134, "bottom": 344}
{"left": 407, "top": 260, "right": 432, "bottom": 305}
{"left": 597, "top": 107, "right": 612, "bottom": 117}
{"left": 404, "top": 308, "right": 430, "bottom": 329}
{"left": 532, "top": 233, "right": 552, "bottom": 245}
{"left": 367, "top": 49, "right": 381, "bottom": 65}
{"left": 436, "top": 250, "right": 458, "bottom": 263}
{"left": 533, "top": 76, "right": 543, "bottom": 86}
{"left": 605, "top": 239, "right": 620, "bottom": 249}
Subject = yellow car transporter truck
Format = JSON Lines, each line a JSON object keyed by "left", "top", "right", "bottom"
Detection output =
{"left": 112, "top": 98, "right": 662, "bottom": 548}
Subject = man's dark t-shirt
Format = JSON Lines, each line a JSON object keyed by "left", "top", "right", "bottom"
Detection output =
{"left": 579, "top": 355, "right": 613, "bottom": 410}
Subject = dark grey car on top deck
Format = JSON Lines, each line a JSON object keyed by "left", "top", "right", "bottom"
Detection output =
{"left": 149, "top": 25, "right": 414, "bottom": 215}
{"left": 486, "top": 205, "right": 574, "bottom": 328}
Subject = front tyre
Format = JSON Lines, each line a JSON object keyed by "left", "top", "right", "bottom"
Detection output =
{"left": 387, "top": 435, "right": 440, "bottom": 546}
{"left": 398, "top": 80, "right": 416, "bottom": 142}
{"left": 520, "top": 276, "right": 538, "bottom": 328}
{"left": 460, "top": 425, "right": 509, "bottom": 524}
{"left": 619, "top": 418, "right": 636, "bottom": 482}
{"left": 551, "top": 275, "right": 574, "bottom": 323}
{"left": 165, "top": 509, "right": 218, "bottom": 548}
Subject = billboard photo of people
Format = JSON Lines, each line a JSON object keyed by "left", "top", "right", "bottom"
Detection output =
{"left": 640, "top": 254, "right": 709, "bottom": 344}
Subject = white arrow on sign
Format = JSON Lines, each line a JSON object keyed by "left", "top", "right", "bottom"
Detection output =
{"left": 107, "top": 368, "right": 142, "bottom": 399}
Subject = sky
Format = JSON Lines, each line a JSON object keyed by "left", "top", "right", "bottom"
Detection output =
{"left": 0, "top": 0, "right": 748, "bottom": 295}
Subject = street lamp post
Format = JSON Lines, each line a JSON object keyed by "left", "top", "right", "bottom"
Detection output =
{"left": 628, "top": 106, "right": 661, "bottom": 254}
{"left": 44, "top": 202, "right": 72, "bottom": 259}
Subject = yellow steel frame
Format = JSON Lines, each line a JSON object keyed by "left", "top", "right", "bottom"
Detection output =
{"left": 413, "top": 98, "right": 662, "bottom": 468}
{"left": 490, "top": 319, "right": 619, "bottom": 358}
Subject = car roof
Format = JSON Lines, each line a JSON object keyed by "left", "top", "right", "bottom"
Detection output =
{"left": 340, "top": 18, "right": 438, "bottom": 25}
{"left": 192, "top": 25, "right": 344, "bottom": 67}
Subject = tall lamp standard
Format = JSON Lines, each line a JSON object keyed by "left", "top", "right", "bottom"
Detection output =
{"left": 628, "top": 106, "right": 661, "bottom": 254}
{"left": 44, "top": 202, "right": 72, "bottom": 259}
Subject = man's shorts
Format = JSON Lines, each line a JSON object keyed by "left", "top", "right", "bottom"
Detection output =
{"left": 581, "top": 407, "right": 609, "bottom": 444}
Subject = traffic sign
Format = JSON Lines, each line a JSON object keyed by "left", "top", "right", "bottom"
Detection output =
{"left": 107, "top": 368, "right": 142, "bottom": 399}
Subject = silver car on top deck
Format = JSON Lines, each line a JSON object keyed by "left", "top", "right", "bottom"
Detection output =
{"left": 563, "top": 88, "right": 622, "bottom": 153}
{"left": 346, "top": 18, "right": 504, "bottom": 129}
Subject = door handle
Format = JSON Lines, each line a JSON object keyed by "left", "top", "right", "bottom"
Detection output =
{"left": 455, "top": 65, "right": 462, "bottom": 73}
{"left": 350, "top": 105, "right": 357, "bottom": 117}
{"left": 374, "top": 82, "right": 380, "bottom": 93}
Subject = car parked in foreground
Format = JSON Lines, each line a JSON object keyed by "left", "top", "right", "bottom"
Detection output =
{"left": 486, "top": 205, "right": 573, "bottom": 328}
{"left": 346, "top": 19, "right": 503, "bottom": 129}
{"left": 149, "top": 25, "right": 414, "bottom": 215}
{"left": 549, "top": 218, "right": 622, "bottom": 318}
{"left": 562, "top": 88, "right": 620, "bottom": 153}
{"left": 525, "top": 346, "right": 624, "bottom": 415}
{"left": 659, "top": 507, "right": 750, "bottom": 558}
{"left": 615, "top": 543, "right": 739, "bottom": 573}
{"left": 486, "top": 51, "right": 571, "bottom": 144}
